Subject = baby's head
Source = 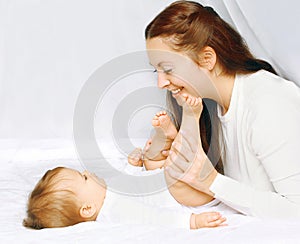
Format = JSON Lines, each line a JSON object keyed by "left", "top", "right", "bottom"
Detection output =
{"left": 23, "top": 167, "right": 106, "bottom": 229}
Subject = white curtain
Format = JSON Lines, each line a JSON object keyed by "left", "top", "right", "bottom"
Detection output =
{"left": 0, "top": 0, "right": 299, "bottom": 139}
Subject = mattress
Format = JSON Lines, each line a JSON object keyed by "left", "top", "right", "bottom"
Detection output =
{"left": 1, "top": 139, "right": 300, "bottom": 244}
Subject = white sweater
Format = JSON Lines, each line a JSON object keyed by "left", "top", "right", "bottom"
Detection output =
{"left": 96, "top": 186, "right": 191, "bottom": 229}
{"left": 96, "top": 165, "right": 240, "bottom": 228}
{"left": 210, "top": 70, "right": 300, "bottom": 218}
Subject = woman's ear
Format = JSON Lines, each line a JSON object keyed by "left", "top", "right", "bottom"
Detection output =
{"left": 79, "top": 203, "right": 97, "bottom": 219}
{"left": 198, "top": 46, "right": 217, "bottom": 71}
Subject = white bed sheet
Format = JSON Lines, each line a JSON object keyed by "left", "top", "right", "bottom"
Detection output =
{"left": 1, "top": 139, "right": 300, "bottom": 244}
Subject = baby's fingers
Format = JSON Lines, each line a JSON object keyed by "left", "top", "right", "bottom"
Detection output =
{"left": 128, "top": 148, "right": 143, "bottom": 166}
{"left": 206, "top": 216, "right": 227, "bottom": 227}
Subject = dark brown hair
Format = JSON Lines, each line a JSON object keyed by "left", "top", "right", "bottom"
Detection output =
{"left": 145, "top": 1, "right": 277, "bottom": 75}
{"left": 23, "top": 167, "right": 83, "bottom": 229}
{"left": 145, "top": 1, "right": 277, "bottom": 172}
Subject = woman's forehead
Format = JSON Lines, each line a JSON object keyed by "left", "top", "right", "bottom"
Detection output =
{"left": 146, "top": 37, "right": 172, "bottom": 50}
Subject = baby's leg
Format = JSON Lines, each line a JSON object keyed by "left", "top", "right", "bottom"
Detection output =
{"left": 166, "top": 94, "right": 214, "bottom": 206}
{"left": 144, "top": 111, "right": 177, "bottom": 161}
{"left": 180, "top": 93, "right": 202, "bottom": 135}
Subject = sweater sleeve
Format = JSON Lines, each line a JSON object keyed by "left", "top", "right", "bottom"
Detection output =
{"left": 210, "top": 173, "right": 300, "bottom": 218}
{"left": 210, "top": 85, "right": 300, "bottom": 218}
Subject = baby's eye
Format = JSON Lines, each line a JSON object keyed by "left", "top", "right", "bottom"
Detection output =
{"left": 84, "top": 175, "right": 88, "bottom": 180}
{"left": 153, "top": 69, "right": 157, "bottom": 73}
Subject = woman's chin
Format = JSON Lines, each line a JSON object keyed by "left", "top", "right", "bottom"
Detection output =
{"left": 171, "top": 91, "right": 182, "bottom": 98}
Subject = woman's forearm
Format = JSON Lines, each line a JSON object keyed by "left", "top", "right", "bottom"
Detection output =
{"left": 210, "top": 173, "right": 300, "bottom": 218}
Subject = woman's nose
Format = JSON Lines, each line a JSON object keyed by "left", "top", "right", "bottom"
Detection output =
{"left": 157, "top": 73, "right": 171, "bottom": 89}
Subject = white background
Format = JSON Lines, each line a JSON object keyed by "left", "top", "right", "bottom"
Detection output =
{"left": 0, "top": 0, "right": 299, "bottom": 139}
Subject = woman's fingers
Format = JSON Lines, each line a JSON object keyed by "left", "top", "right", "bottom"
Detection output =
{"left": 165, "top": 164, "right": 186, "bottom": 182}
{"left": 168, "top": 150, "right": 191, "bottom": 172}
{"left": 171, "top": 141, "right": 197, "bottom": 162}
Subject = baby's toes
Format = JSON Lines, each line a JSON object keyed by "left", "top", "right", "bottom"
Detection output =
{"left": 191, "top": 97, "right": 197, "bottom": 106}
{"left": 152, "top": 117, "right": 160, "bottom": 126}
{"left": 194, "top": 97, "right": 202, "bottom": 106}
{"left": 156, "top": 111, "right": 167, "bottom": 117}
{"left": 186, "top": 95, "right": 196, "bottom": 106}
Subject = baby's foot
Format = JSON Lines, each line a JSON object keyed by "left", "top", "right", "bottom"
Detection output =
{"left": 144, "top": 111, "right": 177, "bottom": 161}
{"left": 152, "top": 111, "right": 177, "bottom": 140}
{"left": 177, "top": 93, "right": 203, "bottom": 118}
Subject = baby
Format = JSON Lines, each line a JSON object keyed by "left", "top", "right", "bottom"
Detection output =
{"left": 23, "top": 166, "right": 225, "bottom": 230}
{"left": 128, "top": 93, "right": 214, "bottom": 207}
{"left": 23, "top": 94, "right": 226, "bottom": 230}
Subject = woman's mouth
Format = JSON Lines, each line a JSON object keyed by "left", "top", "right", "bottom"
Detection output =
{"left": 171, "top": 88, "right": 181, "bottom": 94}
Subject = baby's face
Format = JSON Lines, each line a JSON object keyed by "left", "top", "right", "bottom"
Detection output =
{"left": 58, "top": 168, "right": 106, "bottom": 206}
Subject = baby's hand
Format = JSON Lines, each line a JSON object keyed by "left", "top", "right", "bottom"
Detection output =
{"left": 190, "top": 212, "right": 227, "bottom": 229}
{"left": 128, "top": 148, "right": 143, "bottom": 167}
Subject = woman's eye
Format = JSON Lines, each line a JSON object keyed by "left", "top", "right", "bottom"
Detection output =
{"left": 163, "top": 68, "right": 172, "bottom": 74}
{"left": 153, "top": 67, "right": 173, "bottom": 74}
{"left": 84, "top": 175, "right": 88, "bottom": 180}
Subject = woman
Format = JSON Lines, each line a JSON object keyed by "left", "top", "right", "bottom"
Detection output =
{"left": 144, "top": 0, "right": 300, "bottom": 218}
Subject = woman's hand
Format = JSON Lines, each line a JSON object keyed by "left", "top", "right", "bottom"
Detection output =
{"left": 165, "top": 130, "right": 218, "bottom": 196}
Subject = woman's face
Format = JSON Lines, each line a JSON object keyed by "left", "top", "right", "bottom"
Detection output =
{"left": 146, "top": 37, "right": 214, "bottom": 98}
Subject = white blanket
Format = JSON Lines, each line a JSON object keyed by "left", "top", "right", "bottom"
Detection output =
{"left": 1, "top": 139, "right": 300, "bottom": 244}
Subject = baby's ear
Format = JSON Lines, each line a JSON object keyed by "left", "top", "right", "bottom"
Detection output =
{"left": 79, "top": 203, "right": 97, "bottom": 219}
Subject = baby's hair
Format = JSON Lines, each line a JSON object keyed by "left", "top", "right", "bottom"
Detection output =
{"left": 23, "top": 167, "right": 83, "bottom": 229}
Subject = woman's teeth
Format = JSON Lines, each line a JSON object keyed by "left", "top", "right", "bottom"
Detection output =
{"left": 171, "top": 89, "right": 181, "bottom": 94}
